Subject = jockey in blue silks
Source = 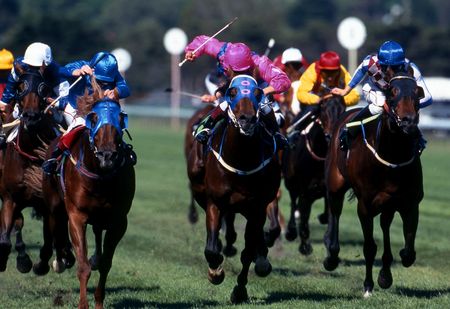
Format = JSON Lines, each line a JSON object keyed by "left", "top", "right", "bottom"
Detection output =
{"left": 331, "top": 40, "right": 432, "bottom": 152}
{"left": 42, "top": 51, "right": 135, "bottom": 175}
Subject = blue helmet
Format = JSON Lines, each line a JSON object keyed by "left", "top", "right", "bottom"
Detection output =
{"left": 90, "top": 52, "right": 118, "bottom": 82}
{"left": 378, "top": 41, "right": 405, "bottom": 66}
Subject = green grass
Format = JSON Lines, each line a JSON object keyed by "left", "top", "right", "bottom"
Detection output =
{"left": 1, "top": 117, "right": 450, "bottom": 308}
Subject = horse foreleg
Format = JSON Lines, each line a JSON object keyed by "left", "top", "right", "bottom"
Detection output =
{"left": 378, "top": 210, "right": 395, "bottom": 289}
{"left": 298, "top": 196, "right": 314, "bottom": 256}
{"left": 68, "top": 211, "right": 90, "bottom": 309}
{"left": 187, "top": 188, "right": 199, "bottom": 224}
{"left": 94, "top": 218, "right": 127, "bottom": 309}
{"left": 222, "top": 212, "right": 237, "bottom": 257}
{"left": 285, "top": 190, "right": 298, "bottom": 241}
{"left": 399, "top": 204, "right": 419, "bottom": 268}
{"left": 318, "top": 197, "right": 328, "bottom": 225}
{"left": 0, "top": 198, "right": 16, "bottom": 271}
{"left": 357, "top": 204, "right": 377, "bottom": 298}
{"left": 323, "top": 190, "right": 344, "bottom": 272}
{"left": 90, "top": 225, "right": 103, "bottom": 271}
{"left": 264, "top": 198, "right": 281, "bottom": 248}
{"left": 13, "top": 213, "right": 33, "bottom": 273}
{"left": 205, "top": 203, "right": 224, "bottom": 285}
{"left": 32, "top": 207, "right": 53, "bottom": 276}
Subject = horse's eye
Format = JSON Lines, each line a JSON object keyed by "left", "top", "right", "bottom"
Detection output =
{"left": 85, "top": 112, "right": 98, "bottom": 129}
{"left": 38, "top": 83, "right": 51, "bottom": 98}
{"left": 229, "top": 87, "right": 238, "bottom": 99}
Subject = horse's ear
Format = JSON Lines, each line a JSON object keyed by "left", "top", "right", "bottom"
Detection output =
{"left": 416, "top": 86, "right": 425, "bottom": 100}
{"left": 85, "top": 112, "right": 97, "bottom": 130}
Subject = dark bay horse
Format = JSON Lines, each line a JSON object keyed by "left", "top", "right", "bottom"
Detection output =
{"left": 323, "top": 72, "right": 424, "bottom": 297}
{"left": 0, "top": 65, "right": 73, "bottom": 274}
{"left": 43, "top": 89, "right": 135, "bottom": 308}
{"left": 282, "top": 95, "right": 345, "bottom": 255}
{"left": 187, "top": 75, "right": 281, "bottom": 304}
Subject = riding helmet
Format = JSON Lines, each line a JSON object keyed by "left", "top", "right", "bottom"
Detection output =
{"left": 378, "top": 40, "right": 405, "bottom": 66}
{"left": 224, "top": 43, "right": 253, "bottom": 72}
{"left": 317, "top": 51, "right": 340, "bottom": 70}
{"left": 90, "top": 52, "right": 119, "bottom": 82}
{"left": 0, "top": 48, "right": 14, "bottom": 70}
{"left": 23, "top": 42, "right": 52, "bottom": 67}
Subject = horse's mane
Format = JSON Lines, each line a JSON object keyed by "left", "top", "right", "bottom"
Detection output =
{"left": 76, "top": 77, "right": 104, "bottom": 117}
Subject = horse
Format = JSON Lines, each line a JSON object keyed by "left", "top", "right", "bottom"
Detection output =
{"left": 187, "top": 75, "right": 281, "bottom": 304}
{"left": 282, "top": 95, "right": 346, "bottom": 255}
{"left": 323, "top": 72, "right": 425, "bottom": 297}
{"left": 42, "top": 85, "right": 135, "bottom": 308}
{"left": 0, "top": 64, "right": 74, "bottom": 274}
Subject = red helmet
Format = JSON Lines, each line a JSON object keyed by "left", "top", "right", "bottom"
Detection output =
{"left": 317, "top": 51, "right": 341, "bottom": 70}
{"left": 224, "top": 43, "right": 253, "bottom": 71}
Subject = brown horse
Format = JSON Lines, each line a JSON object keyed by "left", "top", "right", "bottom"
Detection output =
{"left": 323, "top": 72, "right": 424, "bottom": 297}
{"left": 43, "top": 89, "right": 135, "bottom": 308}
{"left": 187, "top": 75, "right": 281, "bottom": 303}
{"left": 185, "top": 103, "right": 282, "bottom": 256}
{"left": 0, "top": 65, "right": 73, "bottom": 274}
{"left": 282, "top": 95, "right": 345, "bottom": 255}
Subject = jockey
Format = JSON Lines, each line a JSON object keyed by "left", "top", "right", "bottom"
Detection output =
{"left": 273, "top": 47, "right": 308, "bottom": 116}
{"left": 0, "top": 43, "right": 63, "bottom": 146}
{"left": 294, "top": 51, "right": 359, "bottom": 127}
{"left": 183, "top": 35, "right": 291, "bottom": 149}
{"left": 42, "top": 51, "right": 134, "bottom": 175}
{"left": 331, "top": 40, "right": 432, "bottom": 151}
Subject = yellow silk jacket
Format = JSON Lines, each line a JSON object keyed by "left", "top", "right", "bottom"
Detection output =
{"left": 297, "top": 62, "right": 360, "bottom": 106}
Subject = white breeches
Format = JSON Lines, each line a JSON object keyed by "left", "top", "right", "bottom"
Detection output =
{"left": 362, "top": 81, "right": 385, "bottom": 115}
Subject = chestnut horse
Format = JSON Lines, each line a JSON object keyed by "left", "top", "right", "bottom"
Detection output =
{"left": 43, "top": 91, "right": 135, "bottom": 308}
{"left": 282, "top": 95, "right": 345, "bottom": 255}
{"left": 0, "top": 65, "right": 73, "bottom": 274}
{"left": 323, "top": 72, "right": 424, "bottom": 297}
{"left": 187, "top": 75, "right": 281, "bottom": 303}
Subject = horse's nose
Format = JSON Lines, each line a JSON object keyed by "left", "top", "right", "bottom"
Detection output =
{"left": 400, "top": 115, "right": 419, "bottom": 134}
{"left": 97, "top": 151, "right": 118, "bottom": 170}
{"left": 22, "top": 111, "right": 41, "bottom": 127}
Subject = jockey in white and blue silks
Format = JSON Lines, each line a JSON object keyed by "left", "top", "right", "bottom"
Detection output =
{"left": 57, "top": 51, "right": 130, "bottom": 131}
{"left": 331, "top": 40, "right": 432, "bottom": 151}
{"left": 331, "top": 40, "right": 432, "bottom": 115}
{"left": 0, "top": 42, "right": 65, "bottom": 119}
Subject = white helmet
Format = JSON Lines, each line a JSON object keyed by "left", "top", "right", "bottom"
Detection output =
{"left": 23, "top": 42, "right": 52, "bottom": 66}
{"left": 281, "top": 47, "right": 303, "bottom": 64}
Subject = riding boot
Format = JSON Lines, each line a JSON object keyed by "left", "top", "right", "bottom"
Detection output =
{"left": 193, "top": 105, "right": 226, "bottom": 144}
{"left": 260, "top": 109, "right": 289, "bottom": 150}
{"left": 42, "top": 146, "right": 63, "bottom": 175}
{"left": 339, "top": 106, "right": 373, "bottom": 151}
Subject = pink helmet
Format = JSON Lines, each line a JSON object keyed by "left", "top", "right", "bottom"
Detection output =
{"left": 224, "top": 43, "right": 253, "bottom": 71}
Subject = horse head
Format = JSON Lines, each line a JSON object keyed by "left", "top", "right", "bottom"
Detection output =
{"left": 385, "top": 72, "right": 423, "bottom": 135}
{"left": 224, "top": 75, "right": 264, "bottom": 136}
{"left": 15, "top": 64, "right": 51, "bottom": 128}
{"left": 85, "top": 99, "right": 128, "bottom": 171}
{"left": 318, "top": 95, "right": 346, "bottom": 140}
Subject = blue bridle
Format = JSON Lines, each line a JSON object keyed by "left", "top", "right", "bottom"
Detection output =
{"left": 224, "top": 75, "right": 264, "bottom": 111}
{"left": 85, "top": 99, "right": 128, "bottom": 143}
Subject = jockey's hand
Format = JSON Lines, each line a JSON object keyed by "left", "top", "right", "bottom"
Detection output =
{"left": 200, "top": 94, "right": 216, "bottom": 103}
{"left": 331, "top": 86, "right": 350, "bottom": 96}
{"left": 73, "top": 65, "right": 94, "bottom": 77}
{"left": 0, "top": 101, "right": 8, "bottom": 113}
{"left": 104, "top": 89, "right": 119, "bottom": 100}
{"left": 46, "top": 97, "right": 55, "bottom": 104}
{"left": 185, "top": 51, "right": 196, "bottom": 62}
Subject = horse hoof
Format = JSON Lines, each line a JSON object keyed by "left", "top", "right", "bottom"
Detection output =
{"left": 378, "top": 267, "right": 393, "bottom": 289}
{"left": 89, "top": 255, "right": 99, "bottom": 270}
{"left": 230, "top": 285, "right": 248, "bottom": 304}
{"left": 33, "top": 262, "right": 50, "bottom": 276}
{"left": 323, "top": 257, "right": 340, "bottom": 271}
{"left": 284, "top": 228, "right": 297, "bottom": 242}
{"left": 363, "top": 289, "right": 373, "bottom": 298}
{"left": 222, "top": 245, "right": 237, "bottom": 257}
{"left": 254, "top": 256, "right": 272, "bottom": 277}
{"left": 208, "top": 266, "right": 225, "bottom": 285}
{"left": 52, "top": 259, "right": 66, "bottom": 273}
{"left": 299, "top": 242, "right": 313, "bottom": 256}
{"left": 64, "top": 251, "right": 76, "bottom": 269}
{"left": 264, "top": 227, "right": 281, "bottom": 248}
{"left": 188, "top": 210, "right": 198, "bottom": 224}
{"left": 399, "top": 249, "right": 416, "bottom": 268}
{"left": 317, "top": 213, "right": 328, "bottom": 225}
{"left": 16, "top": 254, "right": 33, "bottom": 273}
